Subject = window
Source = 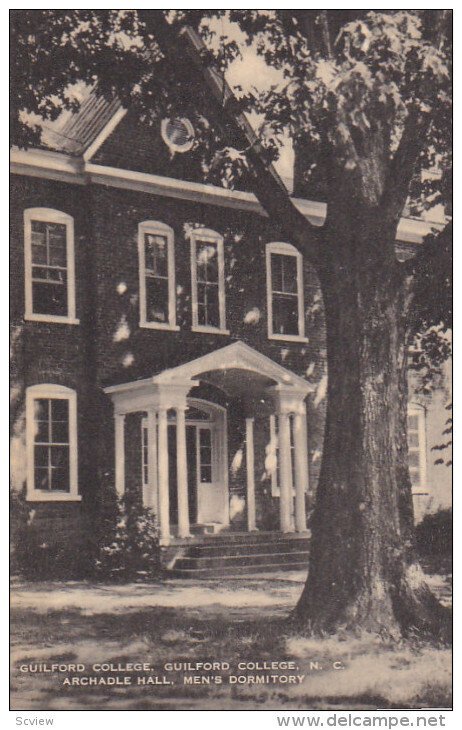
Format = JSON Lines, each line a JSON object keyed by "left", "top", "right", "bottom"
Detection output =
{"left": 266, "top": 242, "right": 306, "bottom": 341}
{"left": 26, "top": 384, "right": 79, "bottom": 501}
{"left": 198, "top": 427, "right": 213, "bottom": 483}
{"left": 138, "top": 221, "right": 178, "bottom": 330}
{"left": 24, "top": 208, "right": 78, "bottom": 323}
{"left": 408, "top": 406, "right": 428, "bottom": 494}
{"left": 161, "top": 117, "right": 195, "bottom": 153}
{"left": 190, "top": 228, "right": 228, "bottom": 334}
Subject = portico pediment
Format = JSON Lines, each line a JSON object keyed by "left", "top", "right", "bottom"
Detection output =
{"left": 104, "top": 341, "right": 313, "bottom": 412}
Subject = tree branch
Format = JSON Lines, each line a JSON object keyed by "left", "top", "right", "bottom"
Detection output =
{"left": 381, "top": 9, "right": 451, "bottom": 229}
{"left": 381, "top": 109, "right": 432, "bottom": 229}
{"left": 138, "top": 10, "right": 323, "bottom": 264}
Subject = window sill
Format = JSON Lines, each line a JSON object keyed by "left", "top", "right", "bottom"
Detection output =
{"left": 27, "top": 493, "right": 82, "bottom": 502}
{"left": 139, "top": 321, "right": 180, "bottom": 332}
{"left": 192, "top": 326, "right": 230, "bottom": 336}
{"left": 412, "top": 490, "right": 430, "bottom": 496}
{"left": 25, "top": 314, "right": 80, "bottom": 325}
{"left": 269, "top": 333, "right": 309, "bottom": 344}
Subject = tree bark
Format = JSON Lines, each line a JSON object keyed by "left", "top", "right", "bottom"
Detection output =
{"left": 294, "top": 205, "right": 450, "bottom": 640}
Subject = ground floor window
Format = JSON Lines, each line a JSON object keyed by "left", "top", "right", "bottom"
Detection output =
{"left": 26, "top": 384, "right": 79, "bottom": 501}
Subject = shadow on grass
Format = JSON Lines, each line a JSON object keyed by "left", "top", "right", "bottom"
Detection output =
{"left": 11, "top": 585, "right": 452, "bottom": 711}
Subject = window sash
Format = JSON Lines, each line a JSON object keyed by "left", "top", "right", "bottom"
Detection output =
{"left": 30, "top": 220, "right": 69, "bottom": 316}
{"left": 266, "top": 244, "right": 305, "bottom": 340}
{"left": 191, "top": 230, "right": 226, "bottom": 331}
{"left": 32, "top": 397, "right": 71, "bottom": 493}
{"left": 24, "top": 209, "right": 77, "bottom": 323}
{"left": 139, "top": 223, "right": 176, "bottom": 329}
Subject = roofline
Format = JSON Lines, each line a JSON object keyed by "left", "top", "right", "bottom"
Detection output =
{"left": 10, "top": 147, "right": 444, "bottom": 244}
{"left": 82, "top": 107, "right": 127, "bottom": 161}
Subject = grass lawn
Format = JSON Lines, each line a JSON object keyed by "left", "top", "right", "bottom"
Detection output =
{"left": 10, "top": 571, "right": 452, "bottom": 711}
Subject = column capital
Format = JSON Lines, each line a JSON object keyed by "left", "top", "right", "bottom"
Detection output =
{"left": 266, "top": 386, "right": 307, "bottom": 416}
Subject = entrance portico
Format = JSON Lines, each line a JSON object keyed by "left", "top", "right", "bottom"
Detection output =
{"left": 104, "top": 342, "right": 313, "bottom": 544}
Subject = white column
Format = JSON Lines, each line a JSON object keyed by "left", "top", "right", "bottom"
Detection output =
{"left": 278, "top": 412, "right": 294, "bottom": 532}
{"left": 145, "top": 409, "right": 158, "bottom": 510}
{"left": 176, "top": 406, "right": 191, "bottom": 538}
{"left": 157, "top": 407, "right": 170, "bottom": 543}
{"left": 114, "top": 413, "right": 125, "bottom": 498}
{"left": 245, "top": 417, "right": 257, "bottom": 531}
{"left": 293, "top": 410, "right": 309, "bottom": 532}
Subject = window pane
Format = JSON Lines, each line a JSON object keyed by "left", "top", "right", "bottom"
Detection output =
{"left": 408, "top": 451, "right": 420, "bottom": 468}
{"left": 51, "top": 399, "right": 69, "bottom": 422}
{"left": 32, "top": 280, "right": 68, "bottom": 317}
{"left": 52, "top": 418, "right": 69, "bottom": 444}
{"left": 145, "top": 234, "right": 168, "bottom": 278}
{"left": 199, "top": 429, "right": 211, "bottom": 448}
{"left": 48, "top": 224, "right": 67, "bottom": 267}
{"left": 281, "top": 255, "right": 297, "bottom": 293}
{"left": 34, "top": 399, "right": 49, "bottom": 442}
{"left": 51, "top": 467, "right": 70, "bottom": 492}
{"left": 272, "top": 293, "right": 299, "bottom": 335}
{"left": 34, "top": 467, "right": 50, "bottom": 491}
{"left": 30, "top": 221, "right": 69, "bottom": 316}
{"left": 408, "top": 432, "right": 419, "bottom": 447}
{"left": 197, "top": 282, "right": 219, "bottom": 328}
{"left": 271, "top": 253, "right": 297, "bottom": 294}
{"left": 408, "top": 415, "right": 419, "bottom": 431}
{"left": 31, "top": 240, "right": 47, "bottom": 265}
{"left": 34, "top": 445, "right": 49, "bottom": 467}
{"left": 197, "top": 242, "right": 218, "bottom": 283}
{"left": 271, "top": 254, "right": 283, "bottom": 292}
{"left": 50, "top": 445, "right": 69, "bottom": 469}
{"left": 146, "top": 277, "right": 169, "bottom": 323}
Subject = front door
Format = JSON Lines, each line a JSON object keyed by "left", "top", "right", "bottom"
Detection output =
{"left": 143, "top": 402, "right": 228, "bottom": 528}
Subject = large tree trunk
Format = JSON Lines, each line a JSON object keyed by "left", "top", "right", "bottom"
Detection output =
{"left": 295, "top": 207, "right": 450, "bottom": 639}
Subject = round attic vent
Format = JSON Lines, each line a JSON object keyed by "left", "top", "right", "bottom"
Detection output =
{"left": 161, "top": 117, "right": 195, "bottom": 153}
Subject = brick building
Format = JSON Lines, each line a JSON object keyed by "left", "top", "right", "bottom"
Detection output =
{"left": 10, "top": 94, "right": 451, "bottom": 574}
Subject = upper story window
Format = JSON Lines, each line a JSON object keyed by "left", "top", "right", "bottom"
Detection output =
{"left": 138, "top": 221, "right": 179, "bottom": 331}
{"left": 24, "top": 208, "right": 78, "bottom": 324}
{"left": 26, "top": 384, "right": 79, "bottom": 502}
{"left": 190, "top": 228, "right": 228, "bottom": 334}
{"left": 266, "top": 242, "right": 307, "bottom": 342}
{"left": 408, "top": 405, "right": 428, "bottom": 494}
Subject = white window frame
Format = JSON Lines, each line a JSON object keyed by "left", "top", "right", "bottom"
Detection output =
{"left": 26, "top": 383, "right": 80, "bottom": 502}
{"left": 408, "top": 405, "right": 428, "bottom": 495}
{"left": 138, "top": 220, "right": 179, "bottom": 331}
{"left": 24, "top": 208, "right": 79, "bottom": 324}
{"left": 190, "top": 227, "right": 229, "bottom": 335}
{"left": 266, "top": 241, "right": 307, "bottom": 342}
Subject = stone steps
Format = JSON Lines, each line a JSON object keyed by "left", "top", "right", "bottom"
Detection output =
{"left": 186, "top": 538, "right": 310, "bottom": 558}
{"left": 169, "top": 561, "right": 309, "bottom": 578}
{"left": 168, "top": 531, "right": 310, "bottom": 578}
